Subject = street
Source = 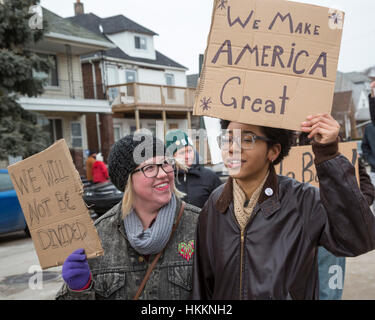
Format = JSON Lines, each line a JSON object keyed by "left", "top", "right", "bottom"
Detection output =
{"left": 0, "top": 230, "right": 374, "bottom": 300}
{"left": 0, "top": 231, "right": 63, "bottom": 300}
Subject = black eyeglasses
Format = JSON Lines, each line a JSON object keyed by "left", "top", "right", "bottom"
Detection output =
{"left": 132, "top": 158, "right": 176, "bottom": 178}
{"left": 217, "top": 133, "right": 273, "bottom": 150}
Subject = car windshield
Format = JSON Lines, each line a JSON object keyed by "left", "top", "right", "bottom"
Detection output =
{"left": 0, "top": 172, "right": 14, "bottom": 192}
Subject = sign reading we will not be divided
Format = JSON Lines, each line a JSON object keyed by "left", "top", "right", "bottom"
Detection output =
{"left": 194, "top": 0, "right": 344, "bottom": 131}
{"left": 8, "top": 140, "right": 103, "bottom": 270}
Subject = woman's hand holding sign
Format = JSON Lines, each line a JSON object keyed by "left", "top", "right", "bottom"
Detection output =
{"left": 300, "top": 113, "right": 340, "bottom": 144}
{"left": 62, "top": 248, "right": 92, "bottom": 291}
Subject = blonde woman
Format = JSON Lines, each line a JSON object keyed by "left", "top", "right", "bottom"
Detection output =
{"left": 56, "top": 134, "right": 199, "bottom": 300}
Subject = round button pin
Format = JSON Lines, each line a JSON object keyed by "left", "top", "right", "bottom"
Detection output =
{"left": 265, "top": 188, "right": 273, "bottom": 196}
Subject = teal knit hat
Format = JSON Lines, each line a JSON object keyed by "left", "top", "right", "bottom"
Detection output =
{"left": 165, "top": 129, "right": 194, "bottom": 156}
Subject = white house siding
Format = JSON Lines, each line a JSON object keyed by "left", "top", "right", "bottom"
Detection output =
{"left": 137, "top": 68, "right": 165, "bottom": 85}
{"left": 106, "top": 31, "right": 156, "bottom": 60}
{"left": 137, "top": 68, "right": 187, "bottom": 87}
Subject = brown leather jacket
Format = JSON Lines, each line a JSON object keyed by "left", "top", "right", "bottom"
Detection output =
{"left": 191, "top": 141, "right": 375, "bottom": 300}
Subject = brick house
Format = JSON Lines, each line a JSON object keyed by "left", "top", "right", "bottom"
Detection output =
{"left": 331, "top": 91, "right": 357, "bottom": 140}
{"left": 335, "top": 71, "right": 372, "bottom": 138}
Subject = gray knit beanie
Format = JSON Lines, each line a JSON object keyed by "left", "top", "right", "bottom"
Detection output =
{"left": 108, "top": 133, "right": 165, "bottom": 191}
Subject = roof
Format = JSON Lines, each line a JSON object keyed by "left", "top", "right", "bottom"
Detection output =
{"left": 66, "top": 13, "right": 158, "bottom": 36}
{"left": 83, "top": 46, "right": 187, "bottom": 70}
{"left": 345, "top": 72, "right": 371, "bottom": 84}
{"left": 332, "top": 91, "right": 353, "bottom": 114}
{"left": 66, "top": 13, "right": 185, "bottom": 69}
{"left": 43, "top": 8, "right": 112, "bottom": 45}
{"left": 187, "top": 74, "right": 199, "bottom": 88}
{"left": 364, "top": 66, "right": 375, "bottom": 78}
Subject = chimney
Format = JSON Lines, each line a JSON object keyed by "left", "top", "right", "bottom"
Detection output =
{"left": 74, "top": 0, "right": 84, "bottom": 16}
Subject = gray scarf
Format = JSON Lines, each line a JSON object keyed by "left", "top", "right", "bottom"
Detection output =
{"left": 124, "top": 195, "right": 177, "bottom": 255}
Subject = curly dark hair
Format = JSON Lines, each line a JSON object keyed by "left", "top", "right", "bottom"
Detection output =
{"left": 220, "top": 120, "right": 294, "bottom": 165}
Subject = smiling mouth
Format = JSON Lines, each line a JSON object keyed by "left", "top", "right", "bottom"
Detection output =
{"left": 226, "top": 159, "right": 245, "bottom": 168}
{"left": 154, "top": 182, "right": 170, "bottom": 191}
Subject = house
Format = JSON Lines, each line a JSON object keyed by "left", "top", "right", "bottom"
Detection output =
{"left": 18, "top": 7, "right": 115, "bottom": 175}
{"left": 334, "top": 71, "right": 372, "bottom": 137}
{"left": 331, "top": 91, "right": 357, "bottom": 140}
{"left": 66, "top": 1, "right": 200, "bottom": 152}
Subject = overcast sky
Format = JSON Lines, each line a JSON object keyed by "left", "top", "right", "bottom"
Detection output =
{"left": 40, "top": 0, "right": 374, "bottom": 75}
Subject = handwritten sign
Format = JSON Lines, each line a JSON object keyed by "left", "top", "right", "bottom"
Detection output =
{"left": 194, "top": 0, "right": 344, "bottom": 130}
{"left": 275, "top": 142, "right": 358, "bottom": 188}
{"left": 8, "top": 140, "right": 103, "bottom": 269}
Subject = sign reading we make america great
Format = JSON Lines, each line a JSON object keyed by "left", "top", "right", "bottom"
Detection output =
{"left": 194, "top": 0, "right": 344, "bottom": 130}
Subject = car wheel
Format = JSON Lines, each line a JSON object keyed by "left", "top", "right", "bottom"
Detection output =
{"left": 25, "top": 226, "right": 31, "bottom": 237}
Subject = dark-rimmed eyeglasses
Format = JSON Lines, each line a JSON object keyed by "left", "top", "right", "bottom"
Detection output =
{"left": 132, "top": 158, "right": 176, "bottom": 178}
{"left": 217, "top": 133, "right": 273, "bottom": 150}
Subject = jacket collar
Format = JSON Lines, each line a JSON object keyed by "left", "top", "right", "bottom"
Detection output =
{"left": 215, "top": 164, "right": 280, "bottom": 218}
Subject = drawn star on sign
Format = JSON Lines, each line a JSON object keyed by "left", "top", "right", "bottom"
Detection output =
{"left": 217, "top": 0, "right": 228, "bottom": 10}
{"left": 329, "top": 12, "right": 341, "bottom": 24}
{"left": 200, "top": 97, "right": 212, "bottom": 111}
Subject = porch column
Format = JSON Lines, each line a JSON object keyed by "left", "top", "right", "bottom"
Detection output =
{"left": 135, "top": 109, "right": 140, "bottom": 131}
{"left": 187, "top": 111, "right": 192, "bottom": 130}
{"left": 162, "top": 110, "right": 167, "bottom": 138}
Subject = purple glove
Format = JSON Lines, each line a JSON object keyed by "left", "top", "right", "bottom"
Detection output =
{"left": 62, "top": 248, "right": 91, "bottom": 291}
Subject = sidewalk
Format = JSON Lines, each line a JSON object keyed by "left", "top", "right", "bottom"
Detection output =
{"left": 342, "top": 249, "right": 375, "bottom": 300}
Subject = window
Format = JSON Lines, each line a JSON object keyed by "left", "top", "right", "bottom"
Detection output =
{"left": 125, "top": 70, "right": 137, "bottom": 96}
{"left": 33, "top": 54, "right": 58, "bottom": 87}
{"left": 169, "top": 123, "right": 178, "bottom": 130}
{"left": 114, "top": 125, "right": 122, "bottom": 142}
{"left": 71, "top": 122, "right": 83, "bottom": 148}
{"left": 38, "top": 117, "right": 63, "bottom": 145}
{"left": 134, "top": 36, "right": 147, "bottom": 50}
{"left": 165, "top": 73, "right": 175, "bottom": 99}
{"left": 126, "top": 70, "right": 137, "bottom": 83}
{"left": 107, "top": 65, "right": 119, "bottom": 101}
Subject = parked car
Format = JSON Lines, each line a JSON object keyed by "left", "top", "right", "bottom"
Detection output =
{"left": 0, "top": 169, "right": 29, "bottom": 236}
{"left": 83, "top": 181, "right": 123, "bottom": 218}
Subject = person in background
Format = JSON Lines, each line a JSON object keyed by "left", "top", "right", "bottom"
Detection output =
{"left": 56, "top": 134, "right": 199, "bottom": 300}
{"left": 296, "top": 131, "right": 375, "bottom": 300}
{"left": 165, "top": 129, "right": 222, "bottom": 209}
{"left": 85, "top": 150, "right": 97, "bottom": 183}
{"left": 362, "top": 80, "right": 375, "bottom": 212}
{"left": 192, "top": 114, "right": 375, "bottom": 300}
{"left": 92, "top": 153, "right": 109, "bottom": 184}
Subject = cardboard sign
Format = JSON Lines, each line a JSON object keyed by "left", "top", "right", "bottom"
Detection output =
{"left": 8, "top": 140, "right": 104, "bottom": 269}
{"left": 194, "top": 0, "right": 344, "bottom": 130}
{"left": 275, "top": 142, "right": 359, "bottom": 188}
